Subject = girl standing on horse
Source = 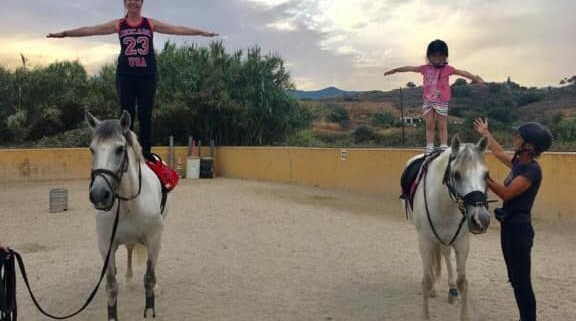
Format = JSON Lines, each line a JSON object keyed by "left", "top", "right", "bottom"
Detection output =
{"left": 384, "top": 39, "right": 486, "bottom": 154}
{"left": 47, "top": 0, "right": 218, "bottom": 189}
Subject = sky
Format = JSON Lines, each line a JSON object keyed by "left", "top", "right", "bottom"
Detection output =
{"left": 0, "top": 0, "right": 574, "bottom": 91}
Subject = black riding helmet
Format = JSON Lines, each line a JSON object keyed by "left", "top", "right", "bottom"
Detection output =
{"left": 515, "top": 122, "right": 553, "bottom": 154}
{"left": 427, "top": 40, "right": 448, "bottom": 57}
{"left": 426, "top": 39, "right": 448, "bottom": 67}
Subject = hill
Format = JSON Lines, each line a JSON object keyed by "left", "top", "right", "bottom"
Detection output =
{"left": 297, "top": 81, "right": 576, "bottom": 149}
{"left": 288, "top": 86, "right": 364, "bottom": 100}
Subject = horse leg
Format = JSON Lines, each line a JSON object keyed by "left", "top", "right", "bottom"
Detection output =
{"left": 125, "top": 243, "right": 134, "bottom": 282}
{"left": 143, "top": 238, "right": 161, "bottom": 318}
{"left": 430, "top": 244, "right": 441, "bottom": 298}
{"left": 105, "top": 247, "right": 120, "bottom": 321}
{"left": 442, "top": 246, "right": 458, "bottom": 304}
{"left": 419, "top": 236, "right": 435, "bottom": 320}
{"left": 454, "top": 238, "right": 471, "bottom": 321}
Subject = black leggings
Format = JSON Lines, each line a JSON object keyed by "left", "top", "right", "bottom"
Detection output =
{"left": 501, "top": 223, "right": 536, "bottom": 321}
{"left": 116, "top": 74, "right": 157, "bottom": 154}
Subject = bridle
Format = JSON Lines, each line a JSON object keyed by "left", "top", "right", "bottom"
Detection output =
{"left": 443, "top": 154, "right": 489, "bottom": 217}
{"left": 0, "top": 143, "right": 144, "bottom": 320}
{"left": 89, "top": 142, "right": 142, "bottom": 210}
{"left": 423, "top": 153, "right": 489, "bottom": 246}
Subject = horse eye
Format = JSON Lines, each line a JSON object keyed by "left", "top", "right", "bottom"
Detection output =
{"left": 115, "top": 146, "right": 124, "bottom": 155}
{"left": 453, "top": 171, "right": 461, "bottom": 180}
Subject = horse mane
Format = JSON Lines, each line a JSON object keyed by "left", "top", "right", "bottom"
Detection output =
{"left": 94, "top": 120, "right": 143, "bottom": 162}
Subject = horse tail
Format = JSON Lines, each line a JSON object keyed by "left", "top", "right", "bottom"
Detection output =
{"left": 432, "top": 244, "right": 442, "bottom": 278}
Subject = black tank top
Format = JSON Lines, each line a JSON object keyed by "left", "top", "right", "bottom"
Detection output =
{"left": 117, "top": 17, "right": 156, "bottom": 75}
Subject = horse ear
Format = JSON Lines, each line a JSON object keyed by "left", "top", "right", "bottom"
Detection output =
{"left": 450, "top": 134, "right": 461, "bottom": 155}
{"left": 476, "top": 136, "right": 489, "bottom": 152}
{"left": 119, "top": 110, "right": 132, "bottom": 132}
{"left": 84, "top": 109, "right": 100, "bottom": 130}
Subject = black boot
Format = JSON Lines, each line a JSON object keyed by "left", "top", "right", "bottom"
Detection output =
{"left": 142, "top": 150, "right": 158, "bottom": 163}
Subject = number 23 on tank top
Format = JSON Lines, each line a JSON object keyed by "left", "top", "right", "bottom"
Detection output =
{"left": 123, "top": 36, "right": 149, "bottom": 67}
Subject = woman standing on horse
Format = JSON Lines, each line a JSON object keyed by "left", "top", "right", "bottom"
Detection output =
{"left": 47, "top": 0, "right": 218, "bottom": 188}
{"left": 474, "top": 118, "right": 553, "bottom": 321}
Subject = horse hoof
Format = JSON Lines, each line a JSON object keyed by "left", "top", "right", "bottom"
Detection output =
{"left": 449, "top": 288, "right": 459, "bottom": 297}
{"left": 448, "top": 288, "right": 459, "bottom": 304}
{"left": 144, "top": 308, "right": 156, "bottom": 318}
{"left": 144, "top": 296, "right": 156, "bottom": 318}
{"left": 108, "top": 304, "right": 118, "bottom": 321}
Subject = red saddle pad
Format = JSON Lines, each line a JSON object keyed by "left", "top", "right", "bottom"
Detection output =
{"left": 146, "top": 157, "right": 179, "bottom": 192}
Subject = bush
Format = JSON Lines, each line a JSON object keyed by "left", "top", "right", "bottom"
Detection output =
{"left": 353, "top": 125, "right": 382, "bottom": 144}
{"left": 554, "top": 118, "right": 576, "bottom": 142}
{"left": 33, "top": 127, "right": 93, "bottom": 148}
{"left": 327, "top": 106, "right": 350, "bottom": 123}
{"left": 284, "top": 129, "right": 327, "bottom": 147}
{"left": 372, "top": 112, "right": 397, "bottom": 128}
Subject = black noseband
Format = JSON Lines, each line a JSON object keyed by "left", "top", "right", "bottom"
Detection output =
{"left": 462, "top": 190, "right": 488, "bottom": 207}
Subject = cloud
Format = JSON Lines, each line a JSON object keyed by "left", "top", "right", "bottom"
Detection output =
{"left": 0, "top": 0, "right": 574, "bottom": 90}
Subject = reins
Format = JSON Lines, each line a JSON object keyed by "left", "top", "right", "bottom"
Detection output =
{"left": 422, "top": 152, "right": 490, "bottom": 246}
{"left": 0, "top": 205, "right": 120, "bottom": 320}
{"left": 422, "top": 154, "right": 467, "bottom": 246}
{"left": 0, "top": 144, "right": 143, "bottom": 320}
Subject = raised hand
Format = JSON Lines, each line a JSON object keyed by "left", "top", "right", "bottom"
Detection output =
{"left": 473, "top": 118, "right": 489, "bottom": 135}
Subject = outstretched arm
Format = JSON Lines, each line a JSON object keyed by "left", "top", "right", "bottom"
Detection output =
{"left": 47, "top": 20, "right": 118, "bottom": 38}
{"left": 384, "top": 66, "right": 420, "bottom": 76}
{"left": 454, "top": 69, "right": 486, "bottom": 87}
{"left": 473, "top": 117, "right": 513, "bottom": 168}
{"left": 151, "top": 19, "right": 218, "bottom": 37}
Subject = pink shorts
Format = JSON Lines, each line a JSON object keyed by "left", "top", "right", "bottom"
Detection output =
{"left": 422, "top": 101, "right": 449, "bottom": 117}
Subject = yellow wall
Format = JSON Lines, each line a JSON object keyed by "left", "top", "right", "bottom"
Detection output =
{"left": 0, "top": 147, "right": 191, "bottom": 182}
{"left": 215, "top": 147, "right": 575, "bottom": 220}
{"left": 0, "top": 147, "right": 573, "bottom": 219}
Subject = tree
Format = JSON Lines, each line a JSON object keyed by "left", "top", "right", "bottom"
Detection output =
{"left": 327, "top": 106, "right": 350, "bottom": 123}
{"left": 452, "top": 78, "right": 468, "bottom": 86}
{"left": 152, "top": 41, "right": 311, "bottom": 146}
{"left": 353, "top": 125, "right": 381, "bottom": 144}
{"left": 372, "top": 112, "right": 396, "bottom": 128}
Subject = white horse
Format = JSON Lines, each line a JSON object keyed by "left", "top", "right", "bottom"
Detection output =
{"left": 85, "top": 110, "right": 166, "bottom": 320}
{"left": 403, "top": 136, "right": 491, "bottom": 321}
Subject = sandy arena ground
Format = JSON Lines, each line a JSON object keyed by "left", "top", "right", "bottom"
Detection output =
{"left": 1, "top": 178, "right": 575, "bottom": 321}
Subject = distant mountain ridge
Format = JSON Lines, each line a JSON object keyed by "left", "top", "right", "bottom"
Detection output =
{"left": 288, "top": 86, "right": 366, "bottom": 100}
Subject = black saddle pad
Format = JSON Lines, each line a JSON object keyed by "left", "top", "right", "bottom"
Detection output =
{"left": 400, "top": 150, "right": 443, "bottom": 198}
{"left": 400, "top": 155, "right": 426, "bottom": 198}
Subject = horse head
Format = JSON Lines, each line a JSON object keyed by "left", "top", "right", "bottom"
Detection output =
{"left": 447, "top": 135, "right": 491, "bottom": 234}
{"left": 85, "top": 110, "right": 141, "bottom": 211}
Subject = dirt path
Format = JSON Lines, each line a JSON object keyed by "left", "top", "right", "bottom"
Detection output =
{"left": 1, "top": 178, "right": 575, "bottom": 320}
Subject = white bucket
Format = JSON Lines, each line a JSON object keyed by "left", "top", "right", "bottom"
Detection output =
{"left": 186, "top": 157, "right": 201, "bottom": 179}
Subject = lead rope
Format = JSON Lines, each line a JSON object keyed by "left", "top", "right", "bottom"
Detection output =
{"left": 0, "top": 203, "right": 120, "bottom": 320}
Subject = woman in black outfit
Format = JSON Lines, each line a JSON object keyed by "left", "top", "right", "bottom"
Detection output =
{"left": 47, "top": 0, "right": 218, "bottom": 186}
{"left": 474, "top": 118, "right": 553, "bottom": 321}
